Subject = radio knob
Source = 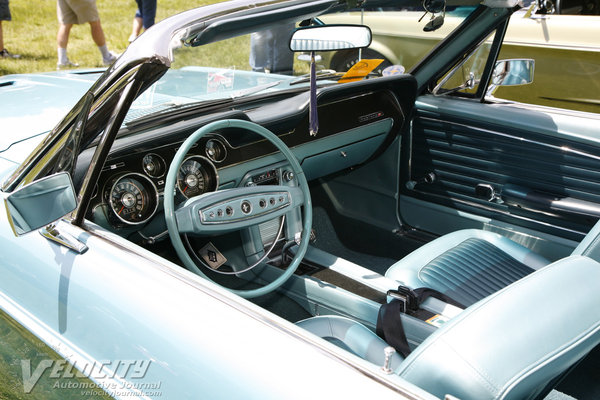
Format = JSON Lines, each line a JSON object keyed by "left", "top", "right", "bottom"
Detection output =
{"left": 283, "top": 171, "right": 295, "bottom": 182}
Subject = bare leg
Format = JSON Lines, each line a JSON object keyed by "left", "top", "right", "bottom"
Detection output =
{"left": 57, "top": 23, "right": 73, "bottom": 49}
{"left": 89, "top": 20, "right": 106, "bottom": 47}
{"left": 131, "top": 16, "right": 143, "bottom": 39}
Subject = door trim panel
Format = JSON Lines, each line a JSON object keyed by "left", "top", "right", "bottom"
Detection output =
{"left": 402, "top": 96, "right": 600, "bottom": 243}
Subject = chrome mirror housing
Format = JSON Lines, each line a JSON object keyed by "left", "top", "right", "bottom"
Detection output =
{"left": 289, "top": 25, "right": 372, "bottom": 52}
{"left": 487, "top": 59, "right": 535, "bottom": 96}
{"left": 5, "top": 172, "right": 77, "bottom": 236}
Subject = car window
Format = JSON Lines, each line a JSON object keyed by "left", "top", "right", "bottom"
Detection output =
{"left": 490, "top": 10, "right": 600, "bottom": 113}
{"left": 433, "top": 32, "right": 497, "bottom": 96}
{"left": 125, "top": 7, "right": 478, "bottom": 123}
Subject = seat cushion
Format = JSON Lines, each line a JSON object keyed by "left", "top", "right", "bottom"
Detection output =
{"left": 296, "top": 315, "right": 404, "bottom": 368}
{"left": 385, "top": 229, "right": 550, "bottom": 306}
{"left": 397, "top": 255, "right": 600, "bottom": 400}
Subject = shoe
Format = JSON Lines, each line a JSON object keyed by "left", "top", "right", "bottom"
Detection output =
{"left": 0, "top": 49, "right": 21, "bottom": 59}
{"left": 57, "top": 60, "right": 79, "bottom": 69}
{"left": 102, "top": 51, "right": 118, "bottom": 66}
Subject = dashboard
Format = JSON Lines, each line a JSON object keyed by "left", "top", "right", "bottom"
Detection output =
{"left": 81, "top": 77, "right": 416, "bottom": 242}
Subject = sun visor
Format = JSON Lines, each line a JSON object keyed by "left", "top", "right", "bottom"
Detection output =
{"left": 186, "top": 0, "right": 338, "bottom": 47}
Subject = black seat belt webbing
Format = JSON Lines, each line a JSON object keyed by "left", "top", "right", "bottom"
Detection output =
{"left": 376, "top": 287, "right": 465, "bottom": 358}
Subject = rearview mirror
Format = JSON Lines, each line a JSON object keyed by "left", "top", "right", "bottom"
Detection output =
{"left": 487, "top": 59, "right": 535, "bottom": 96}
{"left": 289, "top": 25, "right": 372, "bottom": 52}
{"left": 5, "top": 172, "right": 77, "bottom": 236}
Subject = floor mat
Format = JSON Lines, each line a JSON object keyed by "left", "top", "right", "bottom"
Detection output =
{"left": 312, "top": 206, "right": 398, "bottom": 275}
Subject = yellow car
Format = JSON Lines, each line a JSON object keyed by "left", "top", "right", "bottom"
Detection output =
{"left": 320, "top": 3, "right": 600, "bottom": 113}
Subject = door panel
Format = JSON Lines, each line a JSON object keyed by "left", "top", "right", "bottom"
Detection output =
{"left": 402, "top": 95, "right": 600, "bottom": 245}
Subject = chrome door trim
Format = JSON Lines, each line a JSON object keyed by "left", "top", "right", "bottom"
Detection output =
{"left": 418, "top": 116, "right": 600, "bottom": 163}
{"left": 408, "top": 188, "right": 587, "bottom": 237}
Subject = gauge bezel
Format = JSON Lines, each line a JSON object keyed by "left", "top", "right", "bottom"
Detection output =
{"left": 176, "top": 155, "right": 219, "bottom": 199}
{"left": 142, "top": 152, "right": 167, "bottom": 178}
{"left": 205, "top": 138, "right": 228, "bottom": 163}
{"left": 108, "top": 172, "right": 160, "bottom": 226}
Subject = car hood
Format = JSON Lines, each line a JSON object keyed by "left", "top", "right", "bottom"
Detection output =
{"left": 0, "top": 70, "right": 102, "bottom": 163}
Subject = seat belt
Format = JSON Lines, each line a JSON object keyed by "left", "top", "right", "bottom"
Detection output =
{"left": 376, "top": 286, "right": 465, "bottom": 357}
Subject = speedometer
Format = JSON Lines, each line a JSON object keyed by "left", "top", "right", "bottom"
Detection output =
{"left": 177, "top": 156, "right": 218, "bottom": 199}
{"left": 109, "top": 173, "right": 159, "bottom": 225}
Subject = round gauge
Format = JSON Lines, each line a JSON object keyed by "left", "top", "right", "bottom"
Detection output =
{"left": 109, "top": 173, "right": 159, "bottom": 225}
{"left": 177, "top": 156, "right": 218, "bottom": 199}
{"left": 142, "top": 153, "right": 166, "bottom": 178}
{"left": 205, "top": 139, "right": 227, "bottom": 163}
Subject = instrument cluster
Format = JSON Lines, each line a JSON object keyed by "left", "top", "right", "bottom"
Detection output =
{"left": 98, "top": 137, "right": 225, "bottom": 227}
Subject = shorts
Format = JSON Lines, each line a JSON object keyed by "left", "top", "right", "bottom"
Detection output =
{"left": 57, "top": 0, "right": 99, "bottom": 25}
{"left": 0, "top": 0, "right": 11, "bottom": 22}
{"left": 134, "top": 0, "right": 157, "bottom": 29}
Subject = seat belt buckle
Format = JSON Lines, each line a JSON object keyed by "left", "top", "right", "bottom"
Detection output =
{"left": 387, "top": 286, "right": 418, "bottom": 313}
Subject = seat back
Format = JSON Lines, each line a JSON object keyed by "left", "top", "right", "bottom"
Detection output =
{"left": 396, "top": 255, "right": 600, "bottom": 400}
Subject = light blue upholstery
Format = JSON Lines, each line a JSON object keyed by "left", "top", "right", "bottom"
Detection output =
{"left": 296, "top": 315, "right": 404, "bottom": 367}
{"left": 385, "top": 229, "right": 550, "bottom": 306}
{"left": 572, "top": 219, "right": 600, "bottom": 262}
{"left": 299, "top": 256, "right": 600, "bottom": 400}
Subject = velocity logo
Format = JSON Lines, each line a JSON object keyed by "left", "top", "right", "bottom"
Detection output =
{"left": 21, "top": 358, "right": 153, "bottom": 394}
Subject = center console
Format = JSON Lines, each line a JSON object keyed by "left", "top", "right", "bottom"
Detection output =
{"left": 280, "top": 245, "right": 463, "bottom": 351}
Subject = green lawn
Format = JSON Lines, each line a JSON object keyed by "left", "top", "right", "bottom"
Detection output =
{"left": 0, "top": 0, "right": 219, "bottom": 76}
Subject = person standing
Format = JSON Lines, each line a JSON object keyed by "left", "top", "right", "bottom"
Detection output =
{"left": 128, "top": 0, "right": 157, "bottom": 42}
{"left": 56, "top": 0, "right": 117, "bottom": 68}
{"left": 0, "top": 0, "right": 19, "bottom": 58}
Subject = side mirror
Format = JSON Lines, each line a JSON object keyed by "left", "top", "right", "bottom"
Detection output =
{"left": 289, "top": 25, "right": 372, "bottom": 52}
{"left": 487, "top": 59, "right": 535, "bottom": 96}
{"left": 5, "top": 172, "right": 77, "bottom": 236}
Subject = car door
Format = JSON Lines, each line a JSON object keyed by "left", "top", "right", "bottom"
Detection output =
{"left": 400, "top": 18, "right": 600, "bottom": 261}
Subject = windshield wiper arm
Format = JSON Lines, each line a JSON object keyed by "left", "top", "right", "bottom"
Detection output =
{"left": 289, "top": 69, "right": 342, "bottom": 86}
{"left": 229, "top": 80, "right": 282, "bottom": 99}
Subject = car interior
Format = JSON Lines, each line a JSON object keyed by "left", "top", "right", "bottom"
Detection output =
{"left": 53, "top": 3, "right": 600, "bottom": 399}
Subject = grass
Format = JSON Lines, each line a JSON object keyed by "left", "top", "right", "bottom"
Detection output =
{"left": 0, "top": 0, "right": 220, "bottom": 76}
{"left": 0, "top": 310, "right": 114, "bottom": 399}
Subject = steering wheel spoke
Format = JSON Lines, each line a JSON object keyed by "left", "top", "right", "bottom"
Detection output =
{"left": 164, "top": 119, "right": 312, "bottom": 298}
{"left": 175, "top": 185, "right": 304, "bottom": 234}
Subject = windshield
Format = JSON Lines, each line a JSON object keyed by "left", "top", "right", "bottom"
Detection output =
{"left": 124, "top": 5, "right": 478, "bottom": 124}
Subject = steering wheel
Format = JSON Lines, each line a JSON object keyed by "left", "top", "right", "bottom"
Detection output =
{"left": 164, "top": 119, "right": 312, "bottom": 298}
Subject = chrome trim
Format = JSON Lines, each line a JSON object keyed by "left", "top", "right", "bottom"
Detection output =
{"left": 205, "top": 138, "right": 228, "bottom": 163}
{"left": 410, "top": 188, "right": 587, "bottom": 237}
{"left": 139, "top": 229, "right": 169, "bottom": 244}
{"left": 502, "top": 40, "right": 600, "bottom": 53}
{"left": 142, "top": 152, "right": 166, "bottom": 178}
{"left": 200, "top": 192, "right": 290, "bottom": 224}
{"left": 432, "top": 35, "right": 489, "bottom": 96}
{"left": 108, "top": 172, "right": 160, "bottom": 226}
{"left": 177, "top": 155, "right": 219, "bottom": 199}
{"left": 39, "top": 223, "right": 88, "bottom": 254}
{"left": 419, "top": 116, "right": 600, "bottom": 163}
